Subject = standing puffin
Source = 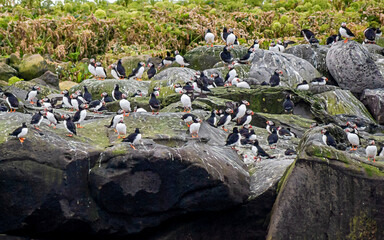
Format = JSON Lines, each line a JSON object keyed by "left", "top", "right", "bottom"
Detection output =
{"left": 88, "top": 58, "right": 97, "bottom": 77}
{"left": 217, "top": 108, "right": 233, "bottom": 132}
{"left": 119, "top": 94, "right": 131, "bottom": 117}
{"left": 123, "top": 128, "right": 142, "bottom": 149}
{"left": 189, "top": 118, "right": 202, "bottom": 138}
{"left": 147, "top": 62, "right": 157, "bottom": 79}
{"left": 301, "top": 29, "right": 316, "bottom": 43}
{"left": 70, "top": 93, "right": 81, "bottom": 111}
{"left": 3, "top": 92, "right": 19, "bottom": 112}
{"left": 339, "top": 22, "right": 355, "bottom": 43}
{"left": 250, "top": 40, "right": 260, "bottom": 50}
{"left": 181, "top": 113, "right": 197, "bottom": 127}
{"left": 296, "top": 80, "right": 309, "bottom": 91}
{"left": 345, "top": 128, "right": 359, "bottom": 151}
{"left": 62, "top": 114, "right": 77, "bottom": 137}
{"left": 106, "top": 109, "right": 124, "bottom": 131}
{"left": 233, "top": 100, "right": 250, "bottom": 122}
{"left": 131, "top": 90, "right": 143, "bottom": 98}
{"left": 283, "top": 95, "right": 294, "bottom": 114}
{"left": 180, "top": 89, "right": 192, "bottom": 113}
{"left": 225, "top": 127, "right": 241, "bottom": 149}
{"left": 225, "top": 64, "right": 237, "bottom": 83}
{"left": 252, "top": 140, "right": 275, "bottom": 161}
{"left": 73, "top": 103, "right": 87, "bottom": 128}
{"left": 30, "top": 111, "right": 44, "bottom": 130}
{"left": 175, "top": 50, "right": 190, "bottom": 67}
{"left": 326, "top": 34, "right": 342, "bottom": 45}
{"left": 221, "top": 27, "right": 229, "bottom": 42}
{"left": 101, "top": 92, "right": 113, "bottom": 103}
{"left": 321, "top": 130, "right": 337, "bottom": 148}
{"left": 220, "top": 46, "right": 233, "bottom": 64}
{"left": 237, "top": 109, "right": 253, "bottom": 127}
{"left": 115, "top": 119, "right": 126, "bottom": 139}
{"left": 149, "top": 92, "right": 160, "bottom": 115}
{"left": 206, "top": 110, "right": 218, "bottom": 127}
{"left": 109, "top": 63, "right": 121, "bottom": 81}
{"left": 226, "top": 29, "right": 236, "bottom": 48}
{"left": 83, "top": 86, "right": 92, "bottom": 103}
{"left": 211, "top": 73, "right": 224, "bottom": 87}
{"left": 205, "top": 29, "right": 215, "bottom": 47}
{"left": 9, "top": 122, "right": 28, "bottom": 143}
{"left": 159, "top": 51, "right": 175, "bottom": 68}
{"left": 88, "top": 99, "right": 105, "bottom": 113}
{"left": 267, "top": 129, "right": 279, "bottom": 149}
{"left": 61, "top": 90, "right": 72, "bottom": 109}
{"left": 112, "top": 84, "right": 123, "bottom": 101}
{"left": 95, "top": 62, "right": 107, "bottom": 80}
{"left": 116, "top": 59, "right": 126, "bottom": 79}
{"left": 364, "top": 28, "right": 377, "bottom": 44}
{"left": 269, "top": 41, "right": 280, "bottom": 52}
{"left": 128, "top": 62, "right": 146, "bottom": 81}
{"left": 269, "top": 70, "right": 283, "bottom": 87}
{"left": 174, "top": 83, "right": 183, "bottom": 93}
{"left": 238, "top": 48, "right": 255, "bottom": 64}
{"left": 25, "top": 85, "right": 40, "bottom": 104}
{"left": 45, "top": 109, "right": 60, "bottom": 128}
{"left": 366, "top": 140, "right": 378, "bottom": 162}
{"left": 266, "top": 120, "right": 276, "bottom": 134}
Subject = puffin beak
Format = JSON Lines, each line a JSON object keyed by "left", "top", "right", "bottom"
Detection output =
{"left": 100, "top": 94, "right": 103, "bottom": 97}
{"left": 179, "top": 91, "right": 182, "bottom": 93}
{"left": 61, "top": 91, "right": 63, "bottom": 94}
{"left": 70, "top": 95, "right": 73, "bottom": 99}
{"left": 246, "top": 102, "right": 250, "bottom": 106}
{"left": 251, "top": 112, "right": 254, "bottom": 115}
{"left": 249, "top": 125, "right": 252, "bottom": 128}
{"left": 103, "top": 102, "right": 106, "bottom": 106}
{"left": 61, "top": 115, "right": 64, "bottom": 119}
{"left": 211, "top": 75, "right": 213, "bottom": 77}
{"left": 280, "top": 71, "right": 283, "bottom": 74}
{"left": 325, "top": 78, "right": 328, "bottom": 81}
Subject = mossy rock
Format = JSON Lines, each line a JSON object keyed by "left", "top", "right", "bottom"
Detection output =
{"left": 18, "top": 54, "right": 48, "bottom": 80}
{"left": 121, "top": 55, "right": 151, "bottom": 77}
{"left": 0, "top": 63, "right": 17, "bottom": 81}
{"left": 7, "top": 80, "right": 59, "bottom": 101}
{"left": 59, "top": 81, "right": 79, "bottom": 91}
{"left": 105, "top": 97, "right": 151, "bottom": 112}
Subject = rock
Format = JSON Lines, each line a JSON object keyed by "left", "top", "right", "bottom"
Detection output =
{"left": 361, "top": 88, "right": 384, "bottom": 124}
{"left": 363, "top": 44, "right": 384, "bottom": 56}
{"left": 18, "top": 54, "right": 48, "bottom": 81}
{"left": 70, "top": 79, "right": 151, "bottom": 100}
{"left": 152, "top": 67, "right": 197, "bottom": 97}
{"left": 0, "top": 63, "right": 17, "bottom": 81}
{"left": 249, "top": 49, "right": 322, "bottom": 87}
{"left": 267, "top": 124, "right": 384, "bottom": 239}
{"left": 59, "top": 81, "right": 78, "bottom": 90}
{"left": 184, "top": 45, "right": 249, "bottom": 71}
{"left": 326, "top": 41, "right": 384, "bottom": 95}
{"left": 38, "top": 71, "right": 59, "bottom": 89}
{"left": 5, "top": 80, "right": 59, "bottom": 103}
{"left": 121, "top": 55, "right": 151, "bottom": 76}
{"left": 9, "top": 53, "right": 21, "bottom": 70}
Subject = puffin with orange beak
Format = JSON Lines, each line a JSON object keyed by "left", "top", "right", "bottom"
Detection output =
{"left": 25, "top": 85, "right": 40, "bottom": 104}
{"left": 9, "top": 122, "right": 28, "bottom": 143}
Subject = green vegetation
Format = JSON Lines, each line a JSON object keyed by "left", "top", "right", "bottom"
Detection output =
{"left": 7, "top": 76, "right": 23, "bottom": 85}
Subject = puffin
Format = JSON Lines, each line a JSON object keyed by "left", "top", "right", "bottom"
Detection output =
{"left": 233, "top": 100, "right": 250, "bottom": 122}
{"left": 269, "top": 70, "right": 283, "bottom": 87}
{"left": 70, "top": 93, "right": 81, "bottom": 111}
{"left": 147, "top": 62, "right": 157, "bottom": 79}
{"left": 221, "top": 27, "right": 229, "bottom": 42}
{"left": 233, "top": 78, "right": 250, "bottom": 89}
{"left": 236, "top": 109, "right": 253, "bottom": 127}
{"left": 123, "top": 128, "right": 142, "bottom": 149}
{"left": 149, "top": 92, "right": 160, "bottom": 114}
{"left": 189, "top": 118, "right": 202, "bottom": 138}
{"left": 9, "top": 122, "right": 28, "bottom": 143}
{"left": 206, "top": 110, "right": 217, "bottom": 127}
{"left": 268, "top": 41, "right": 280, "bottom": 52}
{"left": 88, "top": 58, "right": 97, "bottom": 77}
{"left": 205, "top": 29, "right": 215, "bottom": 47}
{"left": 101, "top": 92, "right": 114, "bottom": 103}
{"left": 119, "top": 94, "right": 131, "bottom": 117}
{"left": 115, "top": 119, "right": 126, "bottom": 139}
{"left": 364, "top": 28, "right": 377, "bottom": 44}
{"left": 95, "top": 62, "right": 107, "bottom": 80}
{"left": 112, "top": 84, "right": 123, "bottom": 101}
{"left": 239, "top": 124, "right": 252, "bottom": 136}
{"left": 275, "top": 40, "right": 286, "bottom": 52}
{"left": 211, "top": 73, "right": 224, "bottom": 87}
{"left": 75, "top": 90, "right": 87, "bottom": 104}
{"left": 243, "top": 129, "right": 257, "bottom": 144}
{"left": 238, "top": 48, "right": 255, "bottom": 64}
{"left": 311, "top": 76, "right": 328, "bottom": 85}
{"left": 181, "top": 113, "right": 198, "bottom": 127}
{"left": 153, "top": 86, "right": 161, "bottom": 97}
{"left": 301, "top": 29, "right": 316, "bottom": 43}
{"left": 250, "top": 39, "right": 260, "bottom": 50}
{"left": 226, "top": 29, "right": 236, "bottom": 48}
{"left": 180, "top": 89, "right": 192, "bottom": 112}
{"left": 266, "top": 120, "right": 276, "bottom": 134}
{"left": 339, "top": 22, "right": 355, "bottom": 43}
{"left": 25, "top": 85, "right": 40, "bottom": 104}
{"left": 131, "top": 90, "right": 143, "bottom": 97}
{"left": 61, "top": 90, "right": 72, "bottom": 109}
{"left": 345, "top": 128, "right": 359, "bottom": 151}
{"left": 283, "top": 95, "right": 294, "bottom": 114}
{"left": 366, "top": 140, "right": 378, "bottom": 162}
{"left": 285, "top": 148, "right": 297, "bottom": 156}
{"left": 83, "top": 86, "right": 92, "bottom": 103}
{"left": 225, "top": 64, "right": 237, "bottom": 83}
{"left": 225, "top": 127, "right": 241, "bottom": 148}
{"left": 308, "top": 36, "right": 319, "bottom": 45}
{"left": 73, "top": 103, "right": 87, "bottom": 128}
{"left": 3, "top": 92, "right": 19, "bottom": 112}
{"left": 252, "top": 140, "right": 275, "bottom": 160}
{"left": 217, "top": 108, "right": 233, "bottom": 132}
{"left": 45, "top": 108, "right": 60, "bottom": 128}
{"left": 128, "top": 62, "right": 146, "bottom": 81}
{"left": 159, "top": 51, "right": 175, "bottom": 68}
{"left": 220, "top": 46, "right": 233, "bottom": 64}
{"left": 174, "top": 83, "right": 183, "bottom": 93}
{"left": 106, "top": 109, "right": 124, "bottom": 130}
{"left": 134, "top": 106, "right": 147, "bottom": 113}
{"left": 296, "top": 80, "right": 310, "bottom": 91}
{"left": 183, "top": 82, "right": 194, "bottom": 95}
{"left": 30, "top": 111, "right": 44, "bottom": 130}
{"left": 326, "top": 34, "right": 340, "bottom": 45}
{"left": 175, "top": 50, "right": 190, "bottom": 67}
{"left": 277, "top": 126, "right": 294, "bottom": 140}
{"left": 321, "top": 129, "right": 337, "bottom": 148}
{"left": 40, "top": 97, "right": 53, "bottom": 110}
{"left": 109, "top": 63, "right": 121, "bottom": 80}
{"left": 116, "top": 59, "right": 126, "bottom": 79}
{"left": 62, "top": 114, "right": 77, "bottom": 137}
{"left": 267, "top": 129, "right": 279, "bottom": 149}
{"left": 89, "top": 99, "right": 106, "bottom": 113}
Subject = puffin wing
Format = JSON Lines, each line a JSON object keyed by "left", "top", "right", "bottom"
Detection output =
{"left": 123, "top": 133, "right": 138, "bottom": 143}
{"left": 128, "top": 66, "right": 139, "bottom": 78}
{"left": 10, "top": 126, "right": 22, "bottom": 136}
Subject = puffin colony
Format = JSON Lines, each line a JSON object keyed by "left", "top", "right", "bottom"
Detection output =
{"left": 2, "top": 22, "right": 384, "bottom": 163}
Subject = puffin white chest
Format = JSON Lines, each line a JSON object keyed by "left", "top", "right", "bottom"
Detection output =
{"left": 226, "top": 34, "right": 236, "bottom": 45}
{"left": 322, "top": 135, "right": 328, "bottom": 145}
{"left": 71, "top": 99, "right": 79, "bottom": 110}
{"left": 347, "top": 133, "right": 359, "bottom": 146}
{"left": 339, "top": 27, "right": 347, "bottom": 37}
{"left": 175, "top": 55, "right": 186, "bottom": 65}
{"left": 96, "top": 67, "right": 106, "bottom": 78}
{"left": 111, "top": 69, "right": 120, "bottom": 80}
{"left": 133, "top": 134, "right": 142, "bottom": 144}
{"left": 136, "top": 67, "right": 145, "bottom": 78}
{"left": 235, "top": 105, "right": 246, "bottom": 119}
{"left": 181, "top": 94, "right": 191, "bottom": 107}
{"left": 116, "top": 123, "right": 127, "bottom": 135}
{"left": 18, "top": 128, "right": 28, "bottom": 138}
{"left": 27, "top": 90, "right": 37, "bottom": 101}
{"left": 79, "top": 110, "right": 87, "bottom": 123}
{"left": 189, "top": 122, "right": 201, "bottom": 134}
{"left": 119, "top": 99, "right": 131, "bottom": 112}
{"left": 47, "top": 112, "right": 57, "bottom": 124}
{"left": 366, "top": 145, "right": 377, "bottom": 158}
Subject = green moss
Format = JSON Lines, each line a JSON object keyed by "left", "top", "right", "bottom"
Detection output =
{"left": 346, "top": 213, "right": 377, "bottom": 240}
{"left": 8, "top": 76, "right": 23, "bottom": 85}
{"left": 277, "top": 160, "right": 296, "bottom": 193}
{"left": 361, "top": 163, "right": 384, "bottom": 177}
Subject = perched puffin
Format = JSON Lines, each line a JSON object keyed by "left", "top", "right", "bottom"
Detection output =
{"left": 308, "top": 36, "right": 319, "bottom": 45}
{"left": 267, "top": 129, "right": 279, "bottom": 149}
{"left": 217, "top": 108, "right": 233, "bottom": 131}
{"left": 221, "top": 27, "right": 229, "bottom": 42}
{"left": 182, "top": 82, "right": 194, "bottom": 94}
{"left": 252, "top": 140, "right": 275, "bottom": 160}
{"left": 238, "top": 48, "right": 255, "bottom": 64}
{"left": 128, "top": 62, "right": 146, "bottom": 81}
{"left": 112, "top": 84, "right": 123, "bottom": 101}
{"left": 301, "top": 29, "right": 316, "bottom": 43}
{"left": 3, "top": 92, "right": 19, "bottom": 112}
{"left": 61, "top": 90, "right": 72, "bottom": 109}
{"left": 73, "top": 103, "right": 87, "bottom": 128}
{"left": 40, "top": 97, "right": 53, "bottom": 110}
{"left": 147, "top": 62, "right": 157, "bottom": 79}
{"left": 45, "top": 109, "right": 60, "bottom": 128}
{"left": 75, "top": 90, "right": 87, "bottom": 104}
{"left": 211, "top": 73, "right": 224, "bottom": 87}
{"left": 89, "top": 99, "right": 106, "bottom": 113}
{"left": 311, "top": 76, "right": 328, "bottom": 86}
{"left": 159, "top": 51, "right": 175, "bottom": 68}
{"left": 233, "top": 78, "right": 250, "bottom": 89}
{"left": 243, "top": 129, "right": 257, "bottom": 144}
{"left": 173, "top": 83, "right": 183, "bottom": 93}
{"left": 153, "top": 86, "right": 161, "bottom": 97}
{"left": 269, "top": 41, "right": 280, "bottom": 52}
{"left": 345, "top": 128, "right": 359, "bottom": 151}
{"left": 109, "top": 63, "right": 121, "bottom": 80}
{"left": 149, "top": 92, "right": 160, "bottom": 114}
{"left": 283, "top": 95, "right": 294, "bottom": 114}
{"left": 88, "top": 58, "right": 97, "bottom": 77}
{"left": 131, "top": 90, "right": 143, "bottom": 97}
{"left": 226, "top": 29, "right": 236, "bottom": 48}
{"left": 116, "top": 59, "right": 126, "bottom": 79}
{"left": 62, "top": 114, "right": 77, "bottom": 137}
{"left": 250, "top": 40, "right": 260, "bottom": 50}
{"left": 123, "top": 128, "right": 142, "bottom": 149}
{"left": 175, "top": 50, "right": 190, "bottom": 67}
{"left": 296, "top": 80, "right": 309, "bottom": 91}
{"left": 106, "top": 109, "right": 124, "bottom": 130}
{"left": 364, "top": 28, "right": 377, "bottom": 44}
{"left": 9, "top": 122, "right": 28, "bottom": 143}
{"left": 226, "top": 127, "right": 241, "bottom": 148}
{"left": 285, "top": 148, "right": 297, "bottom": 156}
{"left": 119, "top": 94, "right": 131, "bottom": 117}
{"left": 269, "top": 70, "right": 283, "bottom": 87}
{"left": 233, "top": 100, "right": 250, "bottom": 121}
{"left": 115, "top": 119, "right": 126, "bottom": 139}
{"left": 101, "top": 92, "right": 113, "bottom": 103}
{"left": 339, "top": 22, "right": 355, "bottom": 43}
{"left": 205, "top": 29, "right": 215, "bottom": 47}
{"left": 83, "top": 86, "right": 92, "bottom": 103}
{"left": 181, "top": 113, "right": 198, "bottom": 127}
{"left": 206, "top": 110, "right": 217, "bottom": 127}
{"left": 189, "top": 118, "right": 202, "bottom": 138}
{"left": 95, "top": 62, "right": 107, "bottom": 80}
{"left": 134, "top": 106, "right": 147, "bottom": 112}
{"left": 220, "top": 46, "right": 233, "bottom": 64}
{"left": 239, "top": 124, "right": 252, "bottom": 136}
{"left": 25, "top": 85, "right": 40, "bottom": 104}
{"left": 266, "top": 120, "right": 276, "bottom": 134}
{"left": 30, "top": 111, "right": 44, "bottom": 130}
{"left": 70, "top": 93, "right": 81, "bottom": 111}
{"left": 326, "top": 34, "right": 342, "bottom": 45}
{"left": 237, "top": 109, "right": 253, "bottom": 127}
{"left": 366, "top": 140, "right": 378, "bottom": 162}
{"left": 225, "top": 64, "right": 237, "bottom": 83}
{"left": 275, "top": 40, "right": 285, "bottom": 52}
{"left": 277, "top": 126, "right": 294, "bottom": 140}
{"left": 321, "top": 129, "right": 337, "bottom": 148}
{"left": 180, "top": 89, "right": 192, "bottom": 112}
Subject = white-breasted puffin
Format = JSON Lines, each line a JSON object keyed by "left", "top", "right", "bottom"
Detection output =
{"left": 180, "top": 89, "right": 192, "bottom": 113}
{"left": 9, "top": 122, "right": 28, "bottom": 143}
{"left": 237, "top": 109, "right": 253, "bottom": 127}
{"left": 147, "top": 62, "right": 157, "bottom": 79}
{"left": 25, "top": 85, "right": 40, "bottom": 104}
{"left": 112, "top": 84, "right": 123, "bottom": 101}
{"left": 226, "top": 127, "right": 241, "bottom": 149}
{"left": 225, "top": 64, "right": 237, "bottom": 83}
{"left": 89, "top": 99, "right": 106, "bottom": 113}
{"left": 267, "top": 129, "right": 279, "bottom": 149}
{"left": 269, "top": 70, "right": 283, "bottom": 87}
{"left": 101, "top": 92, "right": 113, "bottom": 103}
{"left": 301, "top": 29, "right": 316, "bottom": 43}
{"left": 88, "top": 58, "right": 97, "bottom": 77}
{"left": 70, "top": 93, "right": 81, "bottom": 111}
{"left": 251, "top": 40, "right": 260, "bottom": 50}
{"left": 339, "top": 22, "right": 355, "bottom": 43}
{"left": 149, "top": 92, "right": 160, "bottom": 114}
{"left": 221, "top": 27, "right": 229, "bottom": 42}
{"left": 238, "top": 48, "right": 255, "bottom": 64}
{"left": 252, "top": 140, "right": 275, "bottom": 161}
{"left": 326, "top": 34, "right": 342, "bottom": 45}
{"left": 269, "top": 41, "right": 279, "bottom": 52}
{"left": 233, "top": 78, "right": 250, "bottom": 89}
{"left": 366, "top": 140, "right": 378, "bottom": 162}
{"left": 175, "top": 50, "right": 190, "bottom": 67}
{"left": 95, "top": 62, "right": 107, "bottom": 80}
{"left": 181, "top": 113, "right": 197, "bottom": 127}
{"left": 277, "top": 126, "right": 294, "bottom": 140}
{"left": 62, "top": 114, "right": 77, "bottom": 137}
{"left": 61, "top": 90, "right": 72, "bottom": 109}
{"left": 116, "top": 59, "right": 126, "bottom": 79}
{"left": 226, "top": 29, "right": 236, "bottom": 48}
{"left": 217, "top": 108, "right": 233, "bottom": 132}
{"left": 75, "top": 90, "right": 87, "bottom": 104}
{"left": 83, "top": 86, "right": 92, "bottom": 103}
{"left": 30, "top": 111, "right": 44, "bottom": 130}
{"left": 159, "top": 51, "right": 175, "bottom": 68}
{"left": 40, "top": 97, "right": 53, "bottom": 110}
{"left": 3, "top": 92, "right": 19, "bottom": 112}
{"left": 153, "top": 86, "right": 161, "bottom": 97}
{"left": 205, "top": 29, "right": 215, "bottom": 47}
{"left": 321, "top": 129, "right": 337, "bottom": 148}
{"left": 106, "top": 109, "right": 124, "bottom": 131}
{"left": 233, "top": 100, "right": 250, "bottom": 121}
{"left": 283, "top": 95, "right": 294, "bottom": 114}
{"left": 189, "top": 117, "right": 202, "bottom": 138}
{"left": 115, "top": 119, "right": 126, "bottom": 139}
{"left": 123, "top": 128, "right": 142, "bottom": 149}
{"left": 174, "top": 83, "right": 183, "bottom": 93}
{"left": 131, "top": 90, "right": 143, "bottom": 98}
{"left": 73, "top": 103, "right": 87, "bottom": 128}
{"left": 109, "top": 63, "right": 120, "bottom": 80}
{"left": 266, "top": 120, "right": 276, "bottom": 134}
{"left": 206, "top": 110, "right": 218, "bottom": 127}
{"left": 311, "top": 76, "right": 328, "bottom": 86}
{"left": 220, "top": 46, "right": 233, "bottom": 64}
{"left": 296, "top": 80, "right": 309, "bottom": 91}
{"left": 128, "top": 62, "right": 146, "bottom": 81}
{"left": 45, "top": 108, "right": 60, "bottom": 128}
{"left": 134, "top": 106, "right": 147, "bottom": 112}
{"left": 119, "top": 94, "right": 131, "bottom": 117}
{"left": 345, "top": 128, "right": 360, "bottom": 151}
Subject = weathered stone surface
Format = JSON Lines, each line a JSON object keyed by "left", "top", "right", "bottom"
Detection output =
{"left": 18, "top": 54, "right": 49, "bottom": 81}
{"left": 326, "top": 41, "right": 384, "bottom": 95}
{"left": 152, "top": 67, "right": 197, "bottom": 97}
{"left": 59, "top": 81, "right": 78, "bottom": 90}
{"left": 9, "top": 53, "right": 21, "bottom": 70}
{"left": 38, "top": 71, "right": 59, "bottom": 88}
{"left": 121, "top": 55, "right": 151, "bottom": 77}
{"left": 0, "top": 63, "right": 17, "bottom": 81}
{"left": 6, "top": 81, "right": 59, "bottom": 103}
{"left": 361, "top": 88, "right": 384, "bottom": 124}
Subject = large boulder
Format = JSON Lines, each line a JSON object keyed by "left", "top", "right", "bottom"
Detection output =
{"left": 326, "top": 41, "right": 384, "bottom": 95}
{"left": 0, "top": 63, "right": 17, "bottom": 81}
{"left": 18, "top": 54, "right": 49, "bottom": 81}
{"left": 121, "top": 55, "right": 151, "bottom": 77}
{"left": 37, "top": 71, "right": 59, "bottom": 89}
{"left": 152, "top": 67, "right": 197, "bottom": 97}
{"left": 361, "top": 88, "right": 384, "bottom": 124}
{"left": 5, "top": 80, "right": 60, "bottom": 104}
{"left": 59, "top": 81, "right": 78, "bottom": 91}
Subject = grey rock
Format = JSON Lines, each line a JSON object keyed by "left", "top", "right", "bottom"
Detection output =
{"left": 18, "top": 54, "right": 49, "bottom": 81}
{"left": 9, "top": 53, "right": 20, "bottom": 70}
{"left": 0, "top": 63, "right": 17, "bottom": 81}
{"left": 361, "top": 88, "right": 384, "bottom": 124}
{"left": 38, "top": 71, "right": 59, "bottom": 89}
